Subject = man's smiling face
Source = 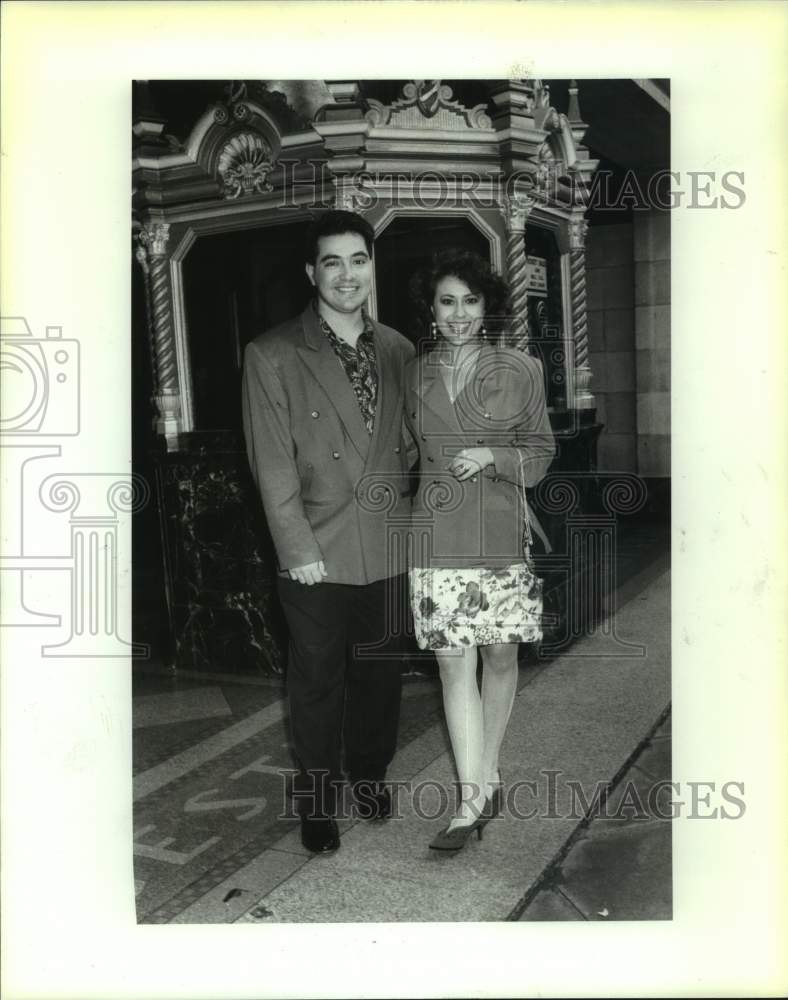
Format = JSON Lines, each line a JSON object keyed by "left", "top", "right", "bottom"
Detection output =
{"left": 306, "top": 232, "right": 373, "bottom": 317}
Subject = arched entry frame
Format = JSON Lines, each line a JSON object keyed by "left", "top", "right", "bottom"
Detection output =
{"left": 138, "top": 197, "right": 319, "bottom": 444}
{"left": 363, "top": 202, "right": 506, "bottom": 322}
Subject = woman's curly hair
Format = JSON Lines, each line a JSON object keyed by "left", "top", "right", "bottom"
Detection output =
{"left": 408, "top": 248, "right": 510, "bottom": 346}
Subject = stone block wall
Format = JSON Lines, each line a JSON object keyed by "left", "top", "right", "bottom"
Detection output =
{"left": 586, "top": 223, "right": 637, "bottom": 472}
{"left": 634, "top": 210, "right": 671, "bottom": 477}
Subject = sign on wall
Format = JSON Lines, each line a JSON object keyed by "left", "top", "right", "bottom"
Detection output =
{"left": 525, "top": 255, "right": 548, "bottom": 295}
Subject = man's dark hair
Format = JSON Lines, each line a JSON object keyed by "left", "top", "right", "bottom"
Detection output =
{"left": 409, "top": 247, "right": 510, "bottom": 344}
{"left": 304, "top": 210, "right": 375, "bottom": 265}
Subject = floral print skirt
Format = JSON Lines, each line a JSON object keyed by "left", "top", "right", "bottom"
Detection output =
{"left": 409, "top": 560, "right": 543, "bottom": 651}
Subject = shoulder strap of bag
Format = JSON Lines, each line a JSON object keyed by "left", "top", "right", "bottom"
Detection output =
{"left": 516, "top": 449, "right": 553, "bottom": 556}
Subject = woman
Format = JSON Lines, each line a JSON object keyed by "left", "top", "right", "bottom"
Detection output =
{"left": 405, "top": 248, "right": 555, "bottom": 852}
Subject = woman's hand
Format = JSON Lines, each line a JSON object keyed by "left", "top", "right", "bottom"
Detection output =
{"left": 448, "top": 447, "right": 494, "bottom": 481}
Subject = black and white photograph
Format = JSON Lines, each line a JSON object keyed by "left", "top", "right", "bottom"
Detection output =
{"left": 2, "top": 3, "right": 786, "bottom": 998}
{"left": 131, "top": 76, "right": 673, "bottom": 923}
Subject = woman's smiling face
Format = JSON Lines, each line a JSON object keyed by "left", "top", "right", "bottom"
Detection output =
{"left": 432, "top": 275, "right": 485, "bottom": 347}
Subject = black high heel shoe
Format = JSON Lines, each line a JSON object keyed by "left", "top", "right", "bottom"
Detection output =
{"left": 428, "top": 816, "right": 486, "bottom": 852}
{"left": 481, "top": 772, "right": 503, "bottom": 821}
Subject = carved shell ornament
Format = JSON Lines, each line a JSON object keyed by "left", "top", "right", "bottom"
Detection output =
{"left": 217, "top": 132, "right": 275, "bottom": 199}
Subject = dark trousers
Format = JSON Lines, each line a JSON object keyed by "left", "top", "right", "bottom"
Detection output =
{"left": 276, "top": 573, "right": 406, "bottom": 817}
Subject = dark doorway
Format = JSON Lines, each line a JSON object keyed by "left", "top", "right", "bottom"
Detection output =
{"left": 373, "top": 215, "right": 491, "bottom": 343}
{"left": 183, "top": 221, "right": 312, "bottom": 431}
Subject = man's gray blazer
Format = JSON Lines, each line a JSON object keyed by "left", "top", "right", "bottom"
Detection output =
{"left": 242, "top": 303, "right": 416, "bottom": 585}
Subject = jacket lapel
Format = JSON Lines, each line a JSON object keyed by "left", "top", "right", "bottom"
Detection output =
{"left": 454, "top": 343, "right": 506, "bottom": 430}
{"left": 413, "top": 351, "right": 461, "bottom": 433}
{"left": 296, "top": 304, "right": 370, "bottom": 460}
{"left": 365, "top": 320, "right": 398, "bottom": 465}
{"left": 414, "top": 345, "right": 507, "bottom": 434}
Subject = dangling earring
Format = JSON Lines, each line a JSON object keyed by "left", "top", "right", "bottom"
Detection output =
{"left": 430, "top": 321, "right": 437, "bottom": 339}
{"left": 480, "top": 322, "right": 488, "bottom": 341}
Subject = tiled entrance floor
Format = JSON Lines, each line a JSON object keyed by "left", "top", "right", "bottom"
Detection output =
{"left": 134, "top": 514, "right": 670, "bottom": 922}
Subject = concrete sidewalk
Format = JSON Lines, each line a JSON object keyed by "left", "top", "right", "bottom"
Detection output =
{"left": 517, "top": 710, "right": 671, "bottom": 921}
{"left": 169, "top": 565, "right": 670, "bottom": 924}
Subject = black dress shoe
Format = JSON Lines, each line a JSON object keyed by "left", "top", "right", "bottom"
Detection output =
{"left": 300, "top": 816, "right": 340, "bottom": 854}
{"left": 352, "top": 782, "right": 392, "bottom": 821}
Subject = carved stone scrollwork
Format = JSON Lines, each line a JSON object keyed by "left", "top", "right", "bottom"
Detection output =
{"left": 542, "top": 106, "right": 561, "bottom": 133}
{"left": 217, "top": 132, "right": 275, "bottom": 199}
{"left": 568, "top": 215, "right": 589, "bottom": 251}
{"left": 138, "top": 222, "right": 171, "bottom": 260}
{"left": 214, "top": 81, "right": 249, "bottom": 124}
{"left": 535, "top": 141, "right": 559, "bottom": 197}
{"left": 502, "top": 192, "right": 536, "bottom": 233}
{"left": 365, "top": 80, "right": 492, "bottom": 130}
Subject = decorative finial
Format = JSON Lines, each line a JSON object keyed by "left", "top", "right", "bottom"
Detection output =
{"left": 567, "top": 80, "right": 583, "bottom": 124}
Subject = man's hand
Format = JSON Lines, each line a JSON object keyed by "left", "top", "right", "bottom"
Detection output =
{"left": 288, "top": 560, "right": 328, "bottom": 585}
{"left": 448, "top": 447, "right": 494, "bottom": 482}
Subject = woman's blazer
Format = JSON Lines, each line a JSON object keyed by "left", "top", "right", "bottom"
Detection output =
{"left": 405, "top": 344, "right": 555, "bottom": 569}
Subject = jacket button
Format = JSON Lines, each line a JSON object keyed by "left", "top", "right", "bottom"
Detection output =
{"left": 420, "top": 434, "right": 426, "bottom": 441}
{"left": 394, "top": 446, "right": 401, "bottom": 454}
{"left": 411, "top": 411, "right": 416, "bottom": 418}
{"left": 484, "top": 412, "right": 492, "bottom": 420}
{"left": 311, "top": 411, "right": 319, "bottom": 419}
{"left": 427, "top": 456, "right": 434, "bottom": 462}
{"left": 476, "top": 438, "right": 484, "bottom": 444}
{"left": 332, "top": 451, "right": 340, "bottom": 459}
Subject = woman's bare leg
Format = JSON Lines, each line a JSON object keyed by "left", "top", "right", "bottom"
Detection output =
{"left": 434, "top": 647, "right": 487, "bottom": 829}
{"left": 479, "top": 643, "right": 519, "bottom": 799}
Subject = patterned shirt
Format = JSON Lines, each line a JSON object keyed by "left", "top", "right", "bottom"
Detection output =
{"left": 315, "top": 305, "right": 378, "bottom": 435}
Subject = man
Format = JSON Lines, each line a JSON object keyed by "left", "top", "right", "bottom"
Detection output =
{"left": 242, "top": 210, "right": 415, "bottom": 853}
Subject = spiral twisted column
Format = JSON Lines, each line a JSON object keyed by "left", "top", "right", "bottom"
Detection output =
{"left": 502, "top": 194, "right": 534, "bottom": 350}
{"left": 568, "top": 215, "right": 594, "bottom": 409}
{"left": 136, "top": 223, "right": 182, "bottom": 441}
